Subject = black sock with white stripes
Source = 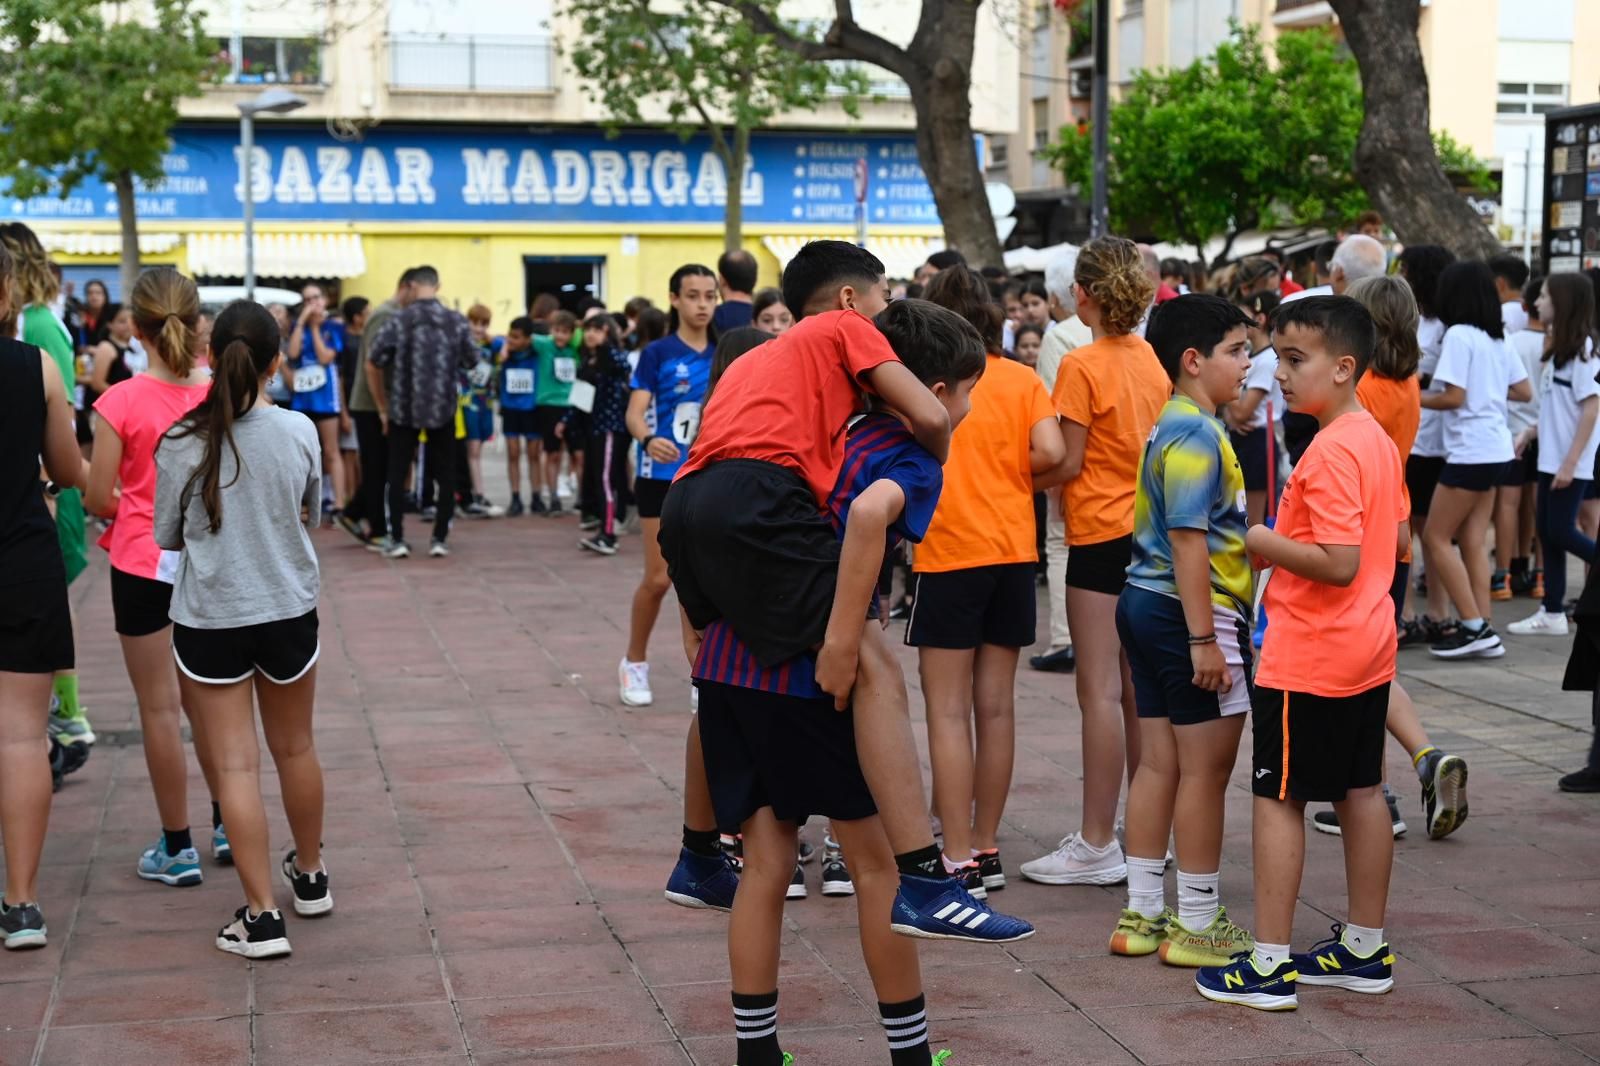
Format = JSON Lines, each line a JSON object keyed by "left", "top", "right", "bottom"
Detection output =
{"left": 732, "top": 990, "right": 782, "bottom": 1066}
{"left": 879, "top": 994, "right": 931, "bottom": 1065}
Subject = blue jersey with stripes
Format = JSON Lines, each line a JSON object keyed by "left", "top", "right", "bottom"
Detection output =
{"left": 289, "top": 323, "right": 345, "bottom": 415}
{"left": 498, "top": 346, "right": 539, "bottom": 412}
{"left": 692, "top": 412, "right": 943, "bottom": 698}
{"left": 631, "top": 334, "right": 714, "bottom": 483}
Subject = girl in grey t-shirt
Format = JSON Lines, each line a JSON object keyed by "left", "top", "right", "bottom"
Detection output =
{"left": 154, "top": 300, "right": 331, "bottom": 960}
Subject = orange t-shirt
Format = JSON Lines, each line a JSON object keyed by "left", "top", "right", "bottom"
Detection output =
{"left": 1255, "top": 410, "right": 1408, "bottom": 697}
{"left": 1356, "top": 373, "right": 1420, "bottom": 564}
{"left": 916, "top": 354, "right": 1057, "bottom": 572}
{"left": 1052, "top": 334, "right": 1170, "bottom": 545}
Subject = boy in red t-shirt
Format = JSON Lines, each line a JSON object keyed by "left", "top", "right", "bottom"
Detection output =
{"left": 1197, "top": 296, "right": 1407, "bottom": 1012}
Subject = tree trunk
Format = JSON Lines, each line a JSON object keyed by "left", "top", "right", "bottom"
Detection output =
{"left": 114, "top": 170, "right": 141, "bottom": 297}
{"left": 1327, "top": 0, "right": 1502, "bottom": 259}
{"left": 724, "top": 125, "right": 748, "bottom": 252}
{"left": 908, "top": 68, "right": 1002, "bottom": 269}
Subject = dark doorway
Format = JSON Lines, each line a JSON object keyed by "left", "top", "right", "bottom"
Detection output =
{"left": 523, "top": 256, "right": 606, "bottom": 314}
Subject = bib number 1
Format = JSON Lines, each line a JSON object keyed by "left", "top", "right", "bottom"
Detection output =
{"left": 672, "top": 401, "right": 702, "bottom": 445}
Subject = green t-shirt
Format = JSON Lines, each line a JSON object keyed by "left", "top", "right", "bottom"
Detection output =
{"left": 24, "top": 305, "right": 86, "bottom": 583}
{"left": 534, "top": 333, "right": 580, "bottom": 408}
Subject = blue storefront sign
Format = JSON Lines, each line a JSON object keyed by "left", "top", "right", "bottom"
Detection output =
{"left": 0, "top": 125, "right": 939, "bottom": 226}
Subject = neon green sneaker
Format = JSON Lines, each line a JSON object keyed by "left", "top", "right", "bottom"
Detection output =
{"left": 932, "top": 1052, "right": 953, "bottom": 1065}
{"left": 48, "top": 694, "right": 95, "bottom": 746}
{"left": 1160, "top": 906, "right": 1254, "bottom": 968}
{"left": 1109, "top": 906, "right": 1173, "bottom": 956}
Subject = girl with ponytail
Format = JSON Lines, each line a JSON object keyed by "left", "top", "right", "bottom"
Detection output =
{"left": 85, "top": 267, "right": 227, "bottom": 891}
{"left": 155, "top": 300, "right": 328, "bottom": 959}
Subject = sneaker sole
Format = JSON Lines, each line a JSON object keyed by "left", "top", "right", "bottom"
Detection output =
{"left": 890, "top": 922, "right": 1035, "bottom": 944}
{"left": 619, "top": 692, "right": 654, "bottom": 707}
{"left": 1429, "top": 636, "right": 1503, "bottom": 659}
{"left": 1, "top": 930, "right": 47, "bottom": 950}
{"left": 1160, "top": 941, "right": 1243, "bottom": 968}
{"left": 1296, "top": 973, "right": 1393, "bottom": 993}
{"left": 786, "top": 886, "right": 807, "bottom": 900}
{"left": 1018, "top": 863, "right": 1127, "bottom": 886}
{"left": 579, "top": 540, "right": 618, "bottom": 556}
{"left": 216, "top": 936, "right": 292, "bottom": 959}
{"left": 138, "top": 867, "right": 203, "bottom": 887}
{"left": 280, "top": 866, "right": 333, "bottom": 916}
{"left": 821, "top": 882, "right": 856, "bottom": 896}
{"left": 981, "top": 875, "right": 1006, "bottom": 890}
{"left": 1311, "top": 819, "right": 1343, "bottom": 837}
{"left": 1428, "top": 757, "right": 1469, "bottom": 839}
{"left": 213, "top": 847, "right": 233, "bottom": 865}
{"left": 1195, "top": 983, "right": 1297, "bottom": 1010}
{"left": 663, "top": 890, "right": 732, "bottom": 913}
{"left": 1109, "top": 934, "right": 1162, "bottom": 957}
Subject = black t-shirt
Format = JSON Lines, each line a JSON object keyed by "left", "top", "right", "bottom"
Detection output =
{"left": 0, "top": 338, "right": 65, "bottom": 583}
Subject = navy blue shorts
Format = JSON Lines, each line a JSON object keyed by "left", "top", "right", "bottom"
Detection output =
{"left": 463, "top": 398, "right": 495, "bottom": 441}
{"left": 905, "top": 562, "right": 1037, "bottom": 649}
{"left": 1116, "top": 585, "right": 1253, "bottom": 725}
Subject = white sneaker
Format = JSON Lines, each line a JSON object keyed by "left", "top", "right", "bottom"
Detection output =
{"left": 1507, "top": 607, "right": 1569, "bottom": 636}
{"left": 619, "top": 658, "right": 654, "bottom": 707}
{"left": 1019, "top": 832, "right": 1128, "bottom": 886}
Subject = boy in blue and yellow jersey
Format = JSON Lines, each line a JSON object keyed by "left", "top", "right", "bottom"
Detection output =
{"left": 1110, "top": 295, "right": 1259, "bottom": 970}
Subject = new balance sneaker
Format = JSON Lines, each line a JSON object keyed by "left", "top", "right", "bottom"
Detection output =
{"left": 1429, "top": 623, "right": 1505, "bottom": 659}
{"left": 579, "top": 534, "right": 618, "bottom": 556}
{"left": 889, "top": 874, "right": 1035, "bottom": 943}
{"left": 1292, "top": 926, "right": 1395, "bottom": 993}
{"left": 48, "top": 696, "right": 95, "bottom": 746}
{"left": 1019, "top": 833, "right": 1127, "bottom": 886}
{"left": 1160, "top": 907, "right": 1254, "bottom": 968}
{"left": 1311, "top": 794, "right": 1407, "bottom": 838}
{"left": 821, "top": 847, "right": 854, "bottom": 897}
{"left": 428, "top": 539, "right": 450, "bottom": 558}
{"left": 948, "top": 861, "right": 988, "bottom": 902}
{"left": 1507, "top": 607, "right": 1569, "bottom": 636}
{"left": 1195, "top": 954, "right": 1299, "bottom": 1010}
{"left": 1418, "top": 750, "right": 1469, "bottom": 839}
{"left": 381, "top": 539, "right": 412, "bottom": 559}
{"left": 619, "top": 658, "right": 654, "bottom": 707}
{"left": 976, "top": 850, "right": 1006, "bottom": 892}
{"left": 212, "top": 824, "right": 232, "bottom": 865}
{"left": 215, "top": 906, "right": 291, "bottom": 959}
{"left": 0, "top": 900, "right": 46, "bottom": 950}
{"left": 664, "top": 847, "right": 739, "bottom": 911}
{"left": 1109, "top": 907, "right": 1171, "bottom": 957}
{"left": 137, "top": 839, "right": 202, "bottom": 886}
{"left": 280, "top": 850, "right": 333, "bottom": 916}
{"left": 787, "top": 863, "right": 807, "bottom": 900}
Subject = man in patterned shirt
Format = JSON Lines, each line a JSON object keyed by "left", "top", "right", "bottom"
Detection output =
{"left": 367, "top": 265, "right": 479, "bottom": 558}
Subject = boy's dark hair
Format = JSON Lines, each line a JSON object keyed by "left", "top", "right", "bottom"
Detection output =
{"left": 1146, "top": 294, "right": 1252, "bottom": 383}
{"left": 923, "top": 266, "right": 1005, "bottom": 352}
{"left": 341, "top": 296, "right": 369, "bottom": 323}
{"left": 781, "top": 241, "right": 886, "bottom": 320}
{"left": 1489, "top": 253, "right": 1530, "bottom": 290}
{"left": 873, "top": 299, "right": 986, "bottom": 387}
{"left": 508, "top": 315, "right": 535, "bottom": 335}
{"left": 717, "top": 250, "right": 759, "bottom": 295}
{"left": 398, "top": 267, "right": 419, "bottom": 288}
{"left": 635, "top": 306, "right": 669, "bottom": 347}
{"left": 1396, "top": 244, "right": 1455, "bottom": 319}
{"left": 410, "top": 265, "right": 439, "bottom": 288}
{"left": 926, "top": 249, "right": 967, "bottom": 272}
{"left": 1435, "top": 260, "right": 1505, "bottom": 340}
{"left": 1159, "top": 257, "right": 1188, "bottom": 279}
{"left": 1523, "top": 274, "right": 1545, "bottom": 319}
{"left": 1270, "top": 295, "right": 1377, "bottom": 380}
{"left": 1313, "top": 240, "right": 1339, "bottom": 274}
{"left": 549, "top": 309, "right": 578, "bottom": 333}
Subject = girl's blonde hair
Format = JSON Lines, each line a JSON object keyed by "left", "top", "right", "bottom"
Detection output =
{"left": 1345, "top": 275, "right": 1420, "bottom": 380}
{"left": 131, "top": 268, "right": 201, "bottom": 377}
{"left": 0, "top": 222, "right": 59, "bottom": 309}
{"left": 1075, "top": 236, "right": 1155, "bottom": 336}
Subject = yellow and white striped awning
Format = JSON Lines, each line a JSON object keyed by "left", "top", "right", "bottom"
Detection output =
{"left": 38, "top": 232, "right": 183, "bottom": 256}
{"left": 187, "top": 232, "right": 367, "bottom": 280}
{"left": 761, "top": 235, "right": 945, "bottom": 284}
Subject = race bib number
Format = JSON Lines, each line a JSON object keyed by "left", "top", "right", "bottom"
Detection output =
{"left": 467, "top": 362, "right": 493, "bottom": 388}
{"left": 292, "top": 364, "right": 328, "bottom": 393}
{"left": 504, "top": 368, "right": 534, "bottom": 395}
{"left": 554, "top": 358, "right": 577, "bottom": 384}
{"left": 672, "top": 401, "right": 702, "bottom": 445}
{"left": 124, "top": 347, "right": 149, "bottom": 375}
{"left": 74, "top": 384, "right": 85, "bottom": 410}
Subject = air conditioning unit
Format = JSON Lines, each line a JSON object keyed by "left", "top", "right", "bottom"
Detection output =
{"left": 1070, "top": 69, "right": 1092, "bottom": 98}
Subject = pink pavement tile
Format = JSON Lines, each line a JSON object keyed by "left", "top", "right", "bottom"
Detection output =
{"left": 443, "top": 941, "right": 638, "bottom": 1000}
{"left": 40, "top": 1016, "right": 250, "bottom": 1066}
{"left": 417, "top": 867, "right": 586, "bottom": 912}
{"left": 1296, "top": 981, "right": 1541, "bottom": 1046}
{"left": 482, "top": 1048, "right": 691, "bottom": 1066}
{"left": 930, "top": 1009, "right": 1143, "bottom": 1064}
{"left": 254, "top": 1002, "right": 466, "bottom": 1063}
{"left": 1358, "top": 1036, "right": 1600, "bottom": 1066}
{"left": 1545, "top": 922, "right": 1600, "bottom": 955}
{"left": 627, "top": 932, "right": 829, "bottom": 989}
{"left": 841, "top": 959, "right": 1071, "bottom": 1022}
{"left": 1294, "top": 886, "right": 1536, "bottom": 936}
{"left": 1398, "top": 925, "right": 1600, "bottom": 982}
{"left": 1084, "top": 1000, "right": 1344, "bottom": 1064}
{"left": 598, "top": 899, "right": 733, "bottom": 945}
{"left": 654, "top": 973, "right": 874, "bottom": 1039}
{"left": 1566, "top": 1031, "right": 1600, "bottom": 1058}
{"left": 1461, "top": 973, "right": 1600, "bottom": 1035}
{"left": 1461, "top": 877, "right": 1600, "bottom": 925}
{"left": 51, "top": 968, "right": 248, "bottom": 1027}
{"left": 253, "top": 953, "right": 449, "bottom": 1013}
{"left": 456, "top": 986, "right": 676, "bottom": 1054}
{"left": 429, "top": 903, "right": 614, "bottom": 954}
{"left": 266, "top": 914, "right": 435, "bottom": 966}
{"left": 1031, "top": 955, "right": 1215, "bottom": 1009}
{"left": 61, "top": 925, "right": 244, "bottom": 978}
{"left": 0, "top": 1029, "right": 38, "bottom": 1065}
{"left": 0, "top": 981, "right": 53, "bottom": 1030}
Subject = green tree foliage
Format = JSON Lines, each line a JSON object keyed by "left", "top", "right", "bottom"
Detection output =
{"left": 0, "top": 0, "right": 217, "bottom": 294}
{"left": 564, "top": 0, "right": 864, "bottom": 250}
{"left": 1047, "top": 26, "right": 1494, "bottom": 265}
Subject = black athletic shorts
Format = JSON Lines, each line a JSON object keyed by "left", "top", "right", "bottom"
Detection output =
{"left": 1230, "top": 426, "right": 1270, "bottom": 493}
{"left": 634, "top": 476, "right": 671, "bottom": 520}
{"left": 1065, "top": 534, "right": 1133, "bottom": 595}
{"left": 660, "top": 460, "right": 838, "bottom": 666}
{"left": 1498, "top": 447, "right": 1539, "bottom": 487}
{"left": 1117, "top": 585, "right": 1252, "bottom": 725}
{"left": 0, "top": 577, "right": 74, "bottom": 673}
{"left": 1406, "top": 454, "right": 1446, "bottom": 517}
{"left": 1251, "top": 681, "right": 1389, "bottom": 803}
{"left": 1439, "top": 461, "right": 1509, "bottom": 493}
{"left": 535, "top": 406, "right": 582, "bottom": 453}
{"left": 1389, "top": 562, "right": 1409, "bottom": 629}
{"left": 111, "top": 567, "right": 173, "bottom": 638}
{"left": 172, "top": 610, "right": 320, "bottom": 685}
{"left": 905, "top": 563, "right": 1037, "bottom": 649}
{"left": 696, "top": 680, "right": 876, "bottom": 831}
{"left": 300, "top": 410, "right": 339, "bottom": 424}
{"left": 501, "top": 408, "right": 540, "bottom": 439}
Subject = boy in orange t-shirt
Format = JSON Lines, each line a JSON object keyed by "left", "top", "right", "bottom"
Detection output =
{"left": 1197, "top": 295, "right": 1408, "bottom": 1012}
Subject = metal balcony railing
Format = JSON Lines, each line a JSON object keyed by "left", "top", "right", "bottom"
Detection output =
{"left": 388, "top": 35, "right": 555, "bottom": 92}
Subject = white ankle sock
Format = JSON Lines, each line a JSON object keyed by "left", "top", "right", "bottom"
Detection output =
{"left": 1125, "top": 856, "right": 1166, "bottom": 919}
{"left": 1461, "top": 617, "right": 1484, "bottom": 632}
{"left": 1176, "top": 870, "right": 1220, "bottom": 931}
{"left": 941, "top": 853, "right": 971, "bottom": 874}
{"left": 1341, "top": 922, "right": 1385, "bottom": 958}
{"left": 1251, "top": 940, "right": 1289, "bottom": 972}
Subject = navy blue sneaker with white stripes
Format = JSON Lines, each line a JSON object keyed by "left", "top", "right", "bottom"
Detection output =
{"left": 889, "top": 873, "right": 1034, "bottom": 943}
{"left": 664, "top": 846, "right": 739, "bottom": 912}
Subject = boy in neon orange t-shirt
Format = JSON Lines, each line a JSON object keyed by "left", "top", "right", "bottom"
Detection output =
{"left": 1197, "top": 296, "right": 1407, "bottom": 1012}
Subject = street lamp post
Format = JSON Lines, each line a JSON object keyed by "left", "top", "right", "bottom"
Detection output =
{"left": 237, "top": 88, "right": 307, "bottom": 300}
{"left": 1090, "top": 0, "right": 1110, "bottom": 238}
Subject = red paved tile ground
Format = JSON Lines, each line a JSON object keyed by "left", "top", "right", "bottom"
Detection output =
{"left": 7, "top": 484, "right": 1598, "bottom": 1064}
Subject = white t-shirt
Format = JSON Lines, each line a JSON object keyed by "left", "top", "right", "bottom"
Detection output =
{"left": 1413, "top": 317, "right": 1448, "bottom": 458}
{"left": 1241, "top": 346, "right": 1282, "bottom": 431}
{"left": 1537, "top": 339, "right": 1600, "bottom": 480}
{"left": 1502, "top": 301, "right": 1529, "bottom": 337}
{"left": 1506, "top": 329, "right": 1545, "bottom": 436}
{"left": 1281, "top": 284, "right": 1333, "bottom": 305}
{"left": 1432, "top": 324, "right": 1528, "bottom": 466}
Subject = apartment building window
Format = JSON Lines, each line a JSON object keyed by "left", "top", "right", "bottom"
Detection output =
{"left": 990, "top": 138, "right": 1010, "bottom": 168}
{"left": 1497, "top": 82, "right": 1568, "bottom": 115}
{"left": 212, "top": 36, "right": 323, "bottom": 85}
{"left": 389, "top": 35, "right": 555, "bottom": 91}
{"left": 1033, "top": 99, "right": 1052, "bottom": 152}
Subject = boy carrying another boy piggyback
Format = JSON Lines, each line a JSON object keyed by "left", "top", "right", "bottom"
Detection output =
{"left": 1197, "top": 296, "right": 1407, "bottom": 1012}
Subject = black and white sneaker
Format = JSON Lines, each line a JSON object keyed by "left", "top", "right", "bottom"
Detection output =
{"left": 216, "top": 906, "right": 291, "bottom": 959}
{"left": 977, "top": 850, "right": 1006, "bottom": 892}
{"left": 950, "top": 861, "right": 989, "bottom": 901}
{"left": 0, "top": 900, "right": 47, "bottom": 950}
{"left": 428, "top": 539, "right": 449, "bottom": 558}
{"left": 1429, "top": 624, "right": 1505, "bottom": 659}
{"left": 382, "top": 539, "right": 412, "bottom": 559}
{"left": 280, "top": 850, "right": 333, "bottom": 916}
{"left": 820, "top": 847, "right": 854, "bottom": 897}
{"left": 1311, "top": 795, "right": 1408, "bottom": 838}
{"left": 579, "top": 534, "right": 617, "bottom": 556}
{"left": 786, "top": 863, "right": 807, "bottom": 900}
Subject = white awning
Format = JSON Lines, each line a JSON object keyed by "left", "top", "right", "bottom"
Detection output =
{"left": 187, "top": 232, "right": 367, "bottom": 279}
{"left": 1003, "top": 242, "right": 1079, "bottom": 274}
{"left": 38, "top": 232, "right": 183, "bottom": 256}
{"left": 761, "top": 234, "right": 945, "bottom": 284}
